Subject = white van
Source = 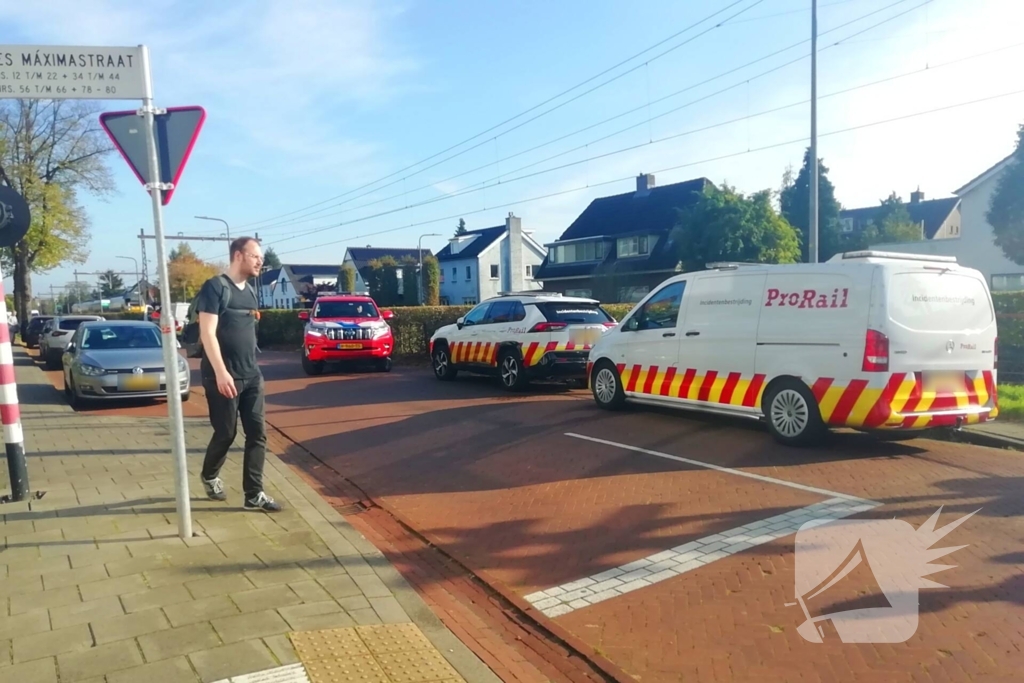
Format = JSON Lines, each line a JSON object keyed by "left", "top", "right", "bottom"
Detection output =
{"left": 587, "top": 251, "right": 998, "bottom": 446}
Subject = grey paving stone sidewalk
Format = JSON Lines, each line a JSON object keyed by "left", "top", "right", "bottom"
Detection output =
{"left": 0, "top": 349, "right": 499, "bottom": 683}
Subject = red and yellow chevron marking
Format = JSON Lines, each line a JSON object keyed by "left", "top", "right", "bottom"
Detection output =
{"left": 449, "top": 341, "right": 498, "bottom": 366}
{"left": 611, "top": 365, "right": 998, "bottom": 429}
{"left": 522, "top": 341, "right": 593, "bottom": 366}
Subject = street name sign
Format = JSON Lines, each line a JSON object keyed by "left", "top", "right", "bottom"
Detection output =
{"left": 100, "top": 106, "right": 206, "bottom": 205}
{"left": 0, "top": 45, "right": 145, "bottom": 100}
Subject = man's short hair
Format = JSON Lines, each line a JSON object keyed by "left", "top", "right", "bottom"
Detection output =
{"left": 229, "top": 237, "right": 258, "bottom": 260}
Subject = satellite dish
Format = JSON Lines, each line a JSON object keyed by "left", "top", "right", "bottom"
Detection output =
{"left": 0, "top": 187, "right": 31, "bottom": 248}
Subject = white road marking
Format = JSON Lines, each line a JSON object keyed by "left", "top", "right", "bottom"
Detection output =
{"left": 521, "top": 433, "right": 882, "bottom": 618}
{"left": 565, "top": 432, "right": 874, "bottom": 503}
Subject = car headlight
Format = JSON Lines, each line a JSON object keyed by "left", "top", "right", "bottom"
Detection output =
{"left": 370, "top": 323, "right": 390, "bottom": 339}
{"left": 177, "top": 357, "right": 188, "bottom": 372}
{"left": 78, "top": 363, "right": 106, "bottom": 376}
{"left": 306, "top": 324, "right": 327, "bottom": 337}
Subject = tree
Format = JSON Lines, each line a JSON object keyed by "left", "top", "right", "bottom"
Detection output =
{"left": 98, "top": 270, "right": 125, "bottom": 297}
{"left": 988, "top": 124, "right": 1024, "bottom": 264}
{"left": 379, "top": 255, "right": 400, "bottom": 306}
{"left": 400, "top": 256, "right": 419, "bottom": 305}
{"left": 454, "top": 218, "right": 468, "bottom": 237}
{"left": 780, "top": 148, "right": 845, "bottom": 262}
{"left": 361, "top": 259, "right": 385, "bottom": 303}
{"left": 865, "top": 193, "right": 923, "bottom": 244}
{"left": 0, "top": 100, "right": 113, "bottom": 330}
{"left": 671, "top": 184, "right": 800, "bottom": 271}
{"left": 167, "top": 242, "right": 219, "bottom": 302}
{"left": 263, "top": 247, "right": 282, "bottom": 269}
{"left": 338, "top": 264, "right": 357, "bottom": 293}
{"left": 423, "top": 255, "right": 440, "bottom": 305}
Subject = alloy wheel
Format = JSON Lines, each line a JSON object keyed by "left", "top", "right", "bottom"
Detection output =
{"left": 594, "top": 368, "right": 618, "bottom": 404}
{"left": 770, "top": 388, "right": 809, "bottom": 438}
{"left": 501, "top": 356, "right": 519, "bottom": 386}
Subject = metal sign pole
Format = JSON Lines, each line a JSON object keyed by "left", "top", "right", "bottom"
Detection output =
{"left": 139, "top": 45, "right": 191, "bottom": 539}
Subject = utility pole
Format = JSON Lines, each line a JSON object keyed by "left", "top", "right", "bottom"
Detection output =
{"left": 809, "top": 0, "right": 819, "bottom": 264}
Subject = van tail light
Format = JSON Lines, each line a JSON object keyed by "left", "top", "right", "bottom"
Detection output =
{"left": 994, "top": 337, "right": 998, "bottom": 369}
{"left": 862, "top": 329, "right": 889, "bottom": 372}
{"left": 529, "top": 322, "right": 567, "bottom": 333}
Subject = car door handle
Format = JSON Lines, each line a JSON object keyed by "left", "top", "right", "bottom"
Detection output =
{"left": 685, "top": 331, "right": 699, "bottom": 337}
{"left": 662, "top": 332, "right": 676, "bottom": 338}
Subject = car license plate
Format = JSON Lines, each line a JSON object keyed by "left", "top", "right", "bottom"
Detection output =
{"left": 122, "top": 375, "right": 159, "bottom": 391}
{"left": 923, "top": 371, "right": 963, "bottom": 392}
{"left": 338, "top": 343, "right": 362, "bottom": 350}
{"left": 569, "top": 327, "right": 602, "bottom": 346}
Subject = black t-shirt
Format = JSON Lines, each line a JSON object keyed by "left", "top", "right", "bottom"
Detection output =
{"left": 196, "top": 274, "right": 260, "bottom": 381}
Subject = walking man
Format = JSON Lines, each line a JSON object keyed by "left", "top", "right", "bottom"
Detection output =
{"left": 197, "top": 236, "right": 281, "bottom": 512}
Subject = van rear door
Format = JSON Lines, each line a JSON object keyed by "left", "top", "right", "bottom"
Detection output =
{"left": 882, "top": 268, "right": 995, "bottom": 375}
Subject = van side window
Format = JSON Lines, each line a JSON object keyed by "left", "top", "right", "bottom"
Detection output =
{"left": 629, "top": 282, "right": 686, "bottom": 330}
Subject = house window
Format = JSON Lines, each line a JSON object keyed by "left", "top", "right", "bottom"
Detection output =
{"left": 841, "top": 218, "right": 854, "bottom": 233}
{"left": 282, "top": 281, "right": 288, "bottom": 293}
{"left": 452, "top": 267, "right": 457, "bottom": 282}
{"left": 565, "top": 289, "right": 592, "bottom": 298}
{"left": 618, "top": 285, "right": 650, "bottom": 303}
{"left": 490, "top": 264, "right": 499, "bottom": 279}
{"left": 550, "top": 241, "right": 606, "bottom": 264}
{"left": 439, "top": 269, "right": 444, "bottom": 283}
{"left": 991, "top": 274, "right": 1024, "bottom": 292}
{"left": 463, "top": 297, "right": 477, "bottom": 305}
{"left": 525, "top": 265, "right": 533, "bottom": 278}
{"left": 466, "top": 266, "right": 472, "bottom": 280}
{"left": 617, "top": 235, "right": 654, "bottom": 258}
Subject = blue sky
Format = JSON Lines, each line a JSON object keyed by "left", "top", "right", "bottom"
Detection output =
{"left": 5, "top": 0, "right": 1024, "bottom": 300}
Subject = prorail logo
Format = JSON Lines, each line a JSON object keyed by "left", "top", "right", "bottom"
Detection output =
{"left": 765, "top": 288, "right": 849, "bottom": 309}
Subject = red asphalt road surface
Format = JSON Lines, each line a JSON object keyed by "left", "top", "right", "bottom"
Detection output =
{"left": 41, "top": 349, "right": 1024, "bottom": 682}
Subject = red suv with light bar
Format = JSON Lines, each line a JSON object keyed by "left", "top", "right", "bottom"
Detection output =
{"left": 428, "top": 293, "right": 616, "bottom": 391}
{"left": 299, "top": 295, "right": 395, "bottom": 375}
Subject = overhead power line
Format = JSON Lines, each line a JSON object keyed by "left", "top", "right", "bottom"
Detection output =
{"left": 232, "top": 0, "right": 768, "bottom": 232}
{"left": 272, "top": 86, "right": 1024, "bottom": 259}
{"left": 251, "top": 0, "right": 920, "bottom": 236}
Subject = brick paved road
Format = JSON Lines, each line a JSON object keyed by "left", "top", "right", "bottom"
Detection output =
{"left": 41, "top": 350, "right": 1024, "bottom": 682}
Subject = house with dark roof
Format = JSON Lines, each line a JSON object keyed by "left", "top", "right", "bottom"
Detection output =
{"left": 256, "top": 267, "right": 281, "bottom": 309}
{"left": 867, "top": 154, "right": 1023, "bottom": 290}
{"left": 436, "top": 213, "right": 547, "bottom": 305}
{"left": 262, "top": 264, "right": 340, "bottom": 309}
{"left": 533, "top": 174, "right": 710, "bottom": 303}
{"left": 840, "top": 189, "right": 961, "bottom": 240}
{"left": 341, "top": 247, "right": 433, "bottom": 296}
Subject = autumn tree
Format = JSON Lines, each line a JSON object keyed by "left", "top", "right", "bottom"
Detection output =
{"left": 338, "top": 264, "right": 357, "bottom": 292}
{"left": 671, "top": 184, "right": 800, "bottom": 271}
{"left": 167, "top": 242, "right": 219, "bottom": 302}
{"left": 98, "top": 269, "right": 125, "bottom": 297}
{"left": 0, "top": 100, "right": 113, "bottom": 328}
{"left": 988, "top": 124, "right": 1024, "bottom": 264}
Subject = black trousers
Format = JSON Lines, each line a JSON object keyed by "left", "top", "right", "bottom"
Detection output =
{"left": 201, "top": 374, "right": 266, "bottom": 499}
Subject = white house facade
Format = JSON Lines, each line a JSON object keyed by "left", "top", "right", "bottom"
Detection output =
{"left": 437, "top": 214, "right": 547, "bottom": 305}
{"left": 869, "top": 155, "right": 1022, "bottom": 291}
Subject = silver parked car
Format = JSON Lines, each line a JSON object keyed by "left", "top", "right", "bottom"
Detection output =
{"left": 62, "top": 320, "right": 191, "bottom": 408}
{"left": 39, "top": 315, "right": 104, "bottom": 369}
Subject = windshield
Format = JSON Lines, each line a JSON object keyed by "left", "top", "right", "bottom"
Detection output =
{"left": 28, "top": 317, "right": 52, "bottom": 330}
{"left": 536, "top": 302, "right": 614, "bottom": 324}
{"left": 313, "top": 301, "right": 378, "bottom": 318}
{"left": 60, "top": 319, "right": 94, "bottom": 331}
{"left": 81, "top": 325, "right": 162, "bottom": 350}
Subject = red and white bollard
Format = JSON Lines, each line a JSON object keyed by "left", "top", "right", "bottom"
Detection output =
{"left": 0, "top": 279, "right": 28, "bottom": 501}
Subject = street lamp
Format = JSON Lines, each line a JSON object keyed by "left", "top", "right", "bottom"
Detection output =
{"left": 418, "top": 233, "right": 441, "bottom": 305}
{"left": 195, "top": 215, "right": 230, "bottom": 241}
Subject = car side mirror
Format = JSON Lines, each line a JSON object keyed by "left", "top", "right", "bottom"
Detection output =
{"left": 624, "top": 317, "right": 640, "bottom": 332}
{"left": 456, "top": 316, "right": 464, "bottom": 330}
{"left": 298, "top": 310, "right": 309, "bottom": 321}
{"left": 381, "top": 310, "right": 395, "bottom": 321}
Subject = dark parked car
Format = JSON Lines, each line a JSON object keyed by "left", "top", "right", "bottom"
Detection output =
{"left": 23, "top": 315, "right": 53, "bottom": 349}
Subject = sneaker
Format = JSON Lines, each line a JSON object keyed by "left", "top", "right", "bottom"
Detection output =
{"left": 202, "top": 477, "right": 227, "bottom": 502}
{"left": 244, "top": 492, "right": 281, "bottom": 512}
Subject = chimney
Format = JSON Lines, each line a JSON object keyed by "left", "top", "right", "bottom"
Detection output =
{"left": 507, "top": 212, "right": 524, "bottom": 292}
{"left": 636, "top": 173, "right": 655, "bottom": 194}
{"left": 911, "top": 187, "right": 924, "bottom": 204}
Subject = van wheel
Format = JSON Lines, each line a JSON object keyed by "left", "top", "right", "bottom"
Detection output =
{"left": 498, "top": 349, "right": 529, "bottom": 392}
{"left": 432, "top": 344, "right": 458, "bottom": 381}
{"left": 763, "top": 378, "right": 825, "bottom": 447}
{"left": 592, "top": 360, "right": 625, "bottom": 410}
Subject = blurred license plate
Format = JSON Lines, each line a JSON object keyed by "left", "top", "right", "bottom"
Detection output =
{"left": 123, "top": 375, "right": 158, "bottom": 391}
{"left": 924, "top": 371, "right": 963, "bottom": 392}
{"left": 569, "top": 328, "right": 602, "bottom": 346}
{"left": 338, "top": 343, "right": 362, "bottom": 350}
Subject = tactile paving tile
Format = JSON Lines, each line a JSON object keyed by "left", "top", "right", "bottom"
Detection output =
{"left": 355, "top": 624, "right": 433, "bottom": 654}
{"left": 304, "top": 656, "right": 389, "bottom": 683}
{"left": 373, "top": 650, "right": 462, "bottom": 683}
{"left": 291, "top": 628, "right": 372, "bottom": 662}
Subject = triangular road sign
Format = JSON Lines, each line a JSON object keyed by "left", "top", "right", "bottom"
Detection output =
{"left": 100, "top": 106, "right": 206, "bottom": 205}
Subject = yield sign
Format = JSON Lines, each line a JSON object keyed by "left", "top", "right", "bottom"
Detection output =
{"left": 100, "top": 106, "right": 206, "bottom": 205}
